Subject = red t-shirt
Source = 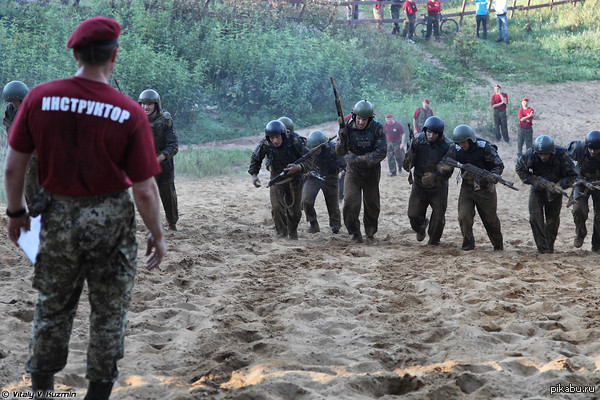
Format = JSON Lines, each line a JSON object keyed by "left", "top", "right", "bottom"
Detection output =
{"left": 403, "top": 0, "right": 417, "bottom": 15}
{"left": 491, "top": 93, "right": 508, "bottom": 111}
{"left": 385, "top": 121, "right": 405, "bottom": 142}
{"left": 9, "top": 76, "right": 160, "bottom": 196}
{"left": 427, "top": 0, "right": 440, "bottom": 15}
{"left": 518, "top": 107, "right": 534, "bottom": 129}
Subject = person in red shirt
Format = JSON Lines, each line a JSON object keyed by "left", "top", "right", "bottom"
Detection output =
{"left": 425, "top": 0, "right": 441, "bottom": 41}
{"left": 5, "top": 16, "right": 166, "bottom": 400}
{"left": 517, "top": 97, "right": 534, "bottom": 157}
{"left": 384, "top": 113, "right": 406, "bottom": 176}
{"left": 412, "top": 98, "right": 434, "bottom": 134}
{"left": 491, "top": 84, "right": 509, "bottom": 143}
{"left": 401, "top": 0, "right": 418, "bottom": 42}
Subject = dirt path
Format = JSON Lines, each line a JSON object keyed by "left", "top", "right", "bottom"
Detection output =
{"left": 1, "top": 80, "right": 600, "bottom": 399}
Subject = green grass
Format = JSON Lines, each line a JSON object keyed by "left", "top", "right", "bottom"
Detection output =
{"left": 175, "top": 147, "right": 252, "bottom": 179}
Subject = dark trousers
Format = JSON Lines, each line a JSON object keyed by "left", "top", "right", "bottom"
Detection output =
{"left": 493, "top": 109, "right": 509, "bottom": 142}
{"left": 407, "top": 181, "right": 448, "bottom": 245}
{"left": 517, "top": 127, "right": 533, "bottom": 157}
{"left": 425, "top": 14, "right": 440, "bottom": 39}
{"left": 156, "top": 178, "right": 179, "bottom": 226}
{"left": 391, "top": 4, "right": 401, "bottom": 33}
{"left": 572, "top": 188, "right": 600, "bottom": 250}
{"left": 302, "top": 175, "right": 342, "bottom": 231}
{"left": 457, "top": 184, "right": 503, "bottom": 249}
{"left": 387, "top": 142, "right": 405, "bottom": 174}
{"left": 342, "top": 165, "right": 381, "bottom": 238}
{"left": 476, "top": 14, "right": 487, "bottom": 38}
{"left": 402, "top": 14, "right": 416, "bottom": 38}
{"left": 270, "top": 178, "right": 303, "bottom": 236}
{"left": 529, "top": 188, "right": 562, "bottom": 253}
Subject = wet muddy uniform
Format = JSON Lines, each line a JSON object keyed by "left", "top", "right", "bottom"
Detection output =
{"left": 8, "top": 76, "right": 160, "bottom": 383}
{"left": 301, "top": 142, "right": 346, "bottom": 233}
{"left": 404, "top": 132, "right": 453, "bottom": 245}
{"left": 149, "top": 109, "right": 179, "bottom": 228}
{"left": 567, "top": 140, "right": 600, "bottom": 251}
{"left": 249, "top": 132, "right": 312, "bottom": 237}
{"left": 336, "top": 117, "right": 387, "bottom": 239}
{"left": 442, "top": 138, "right": 504, "bottom": 250}
{"left": 516, "top": 147, "right": 578, "bottom": 253}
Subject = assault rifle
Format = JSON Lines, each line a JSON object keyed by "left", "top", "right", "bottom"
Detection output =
{"left": 330, "top": 76, "right": 347, "bottom": 154}
{"left": 534, "top": 175, "right": 569, "bottom": 199}
{"left": 266, "top": 135, "right": 337, "bottom": 188}
{"left": 566, "top": 177, "right": 600, "bottom": 208}
{"left": 444, "top": 158, "right": 519, "bottom": 191}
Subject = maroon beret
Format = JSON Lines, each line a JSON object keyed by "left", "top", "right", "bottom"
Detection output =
{"left": 67, "top": 16, "right": 121, "bottom": 49}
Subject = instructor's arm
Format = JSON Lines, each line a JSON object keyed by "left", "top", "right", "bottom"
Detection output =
{"left": 4, "top": 147, "right": 32, "bottom": 245}
{"left": 132, "top": 177, "right": 167, "bottom": 270}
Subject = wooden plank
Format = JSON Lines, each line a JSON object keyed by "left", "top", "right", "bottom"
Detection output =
{"left": 459, "top": 0, "right": 467, "bottom": 25}
{"left": 510, "top": 0, "right": 517, "bottom": 17}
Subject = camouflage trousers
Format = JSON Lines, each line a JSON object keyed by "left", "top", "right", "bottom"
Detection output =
{"left": 387, "top": 141, "right": 405, "bottom": 175}
{"left": 26, "top": 190, "right": 137, "bottom": 383}
{"left": 529, "top": 188, "right": 562, "bottom": 253}
{"left": 270, "top": 177, "right": 303, "bottom": 236}
{"left": 301, "top": 175, "right": 342, "bottom": 231}
{"left": 343, "top": 164, "right": 381, "bottom": 238}
{"left": 571, "top": 187, "right": 600, "bottom": 251}
{"left": 24, "top": 152, "right": 42, "bottom": 208}
{"left": 457, "top": 184, "right": 503, "bottom": 250}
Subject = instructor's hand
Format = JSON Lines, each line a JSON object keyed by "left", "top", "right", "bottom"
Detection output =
{"left": 146, "top": 233, "right": 167, "bottom": 270}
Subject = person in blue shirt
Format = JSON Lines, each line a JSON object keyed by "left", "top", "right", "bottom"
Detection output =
{"left": 474, "top": 0, "right": 488, "bottom": 39}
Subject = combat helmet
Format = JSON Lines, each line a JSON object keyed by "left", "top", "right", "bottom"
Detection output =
{"left": 138, "top": 89, "right": 161, "bottom": 110}
{"left": 278, "top": 117, "right": 294, "bottom": 133}
{"left": 3, "top": 81, "right": 29, "bottom": 102}
{"left": 307, "top": 130, "right": 327, "bottom": 148}
{"left": 585, "top": 130, "right": 600, "bottom": 150}
{"left": 265, "top": 120, "right": 287, "bottom": 138}
{"left": 352, "top": 100, "right": 374, "bottom": 118}
{"left": 423, "top": 116, "right": 444, "bottom": 135}
{"left": 533, "top": 135, "right": 555, "bottom": 154}
{"left": 452, "top": 124, "right": 476, "bottom": 143}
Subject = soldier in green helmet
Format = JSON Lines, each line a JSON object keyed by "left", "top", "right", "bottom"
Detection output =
{"left": 278, "top": 116, "right": 295, "bottom": 134}
{"left": 516, "top": 135, "right": 578, "bottom": 253}
{"left": 3, "top": 80, "right": 41, "bottom": 207}
{"left": 439, "top": 124, "right": 505, "bottom": 251}
{"left": 336, "top": 100, "right": 387, "bottom": 243}
{"left": 139, "top": 89, "right": 179, "bottom": 231}
{"left": 301, "top": 130, "right": 346, "bottom": 234}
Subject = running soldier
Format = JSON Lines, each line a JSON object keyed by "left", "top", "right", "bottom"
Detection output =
{"left": 139, "top": 89, "right": 179, "bottom": 231}
{"left": 516, "top": 135, "right": 578, "bottom": 254}
{"left": 404, "top": 116, "right": 453, "bottom": 245}
{"left": 301, "top": 130, "right": 346, "bottom": 234}
{"left": 249, "top": 120, "right": 313, "bottom": 240}
{"left": 567, "top": 130, "right": 600, "bottom": 252}
{"left": 336, "top": 100, "right": 387, "bottom": 243}
{"left": 440, "top": 124, "right": 504, "bottom": 251}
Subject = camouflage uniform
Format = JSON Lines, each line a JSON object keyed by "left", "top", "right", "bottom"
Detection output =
{"left": 301, "top": 142, "right": 346, "bottom": 233}
{"left": 441, "top": 138, "right": 504, "bottom": 250}
{"left": 249, "top": 132, "right": 313, "bottom": 237}
{"left": 516, "top": 147, "right": 578, "bottom": 253}
{"left": 4, "top": 103, "right": 41, "bottom": 206}
{"left": 149, "top": 109, "right": 179, "bottom": 228}
{"left": 336, "top": 117, "right": 387, "bottom": 240}
{"left": 404, "top": 132, "right": 453, "bottom": 245}
{"left": 27, "top": 190, "right": 137, "bottom": 383}
{"left": 568, "top": 140, "right": 600, "bottom": 251}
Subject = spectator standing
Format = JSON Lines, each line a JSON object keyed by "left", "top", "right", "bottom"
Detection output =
{"left": 474, "top": 0, "right": 488, "bottom": 39}
{"left": 4, "top": 16, "right": 166, "bottom": 399}
{"left": 494, "top": 0, "right": 509, "bottom": 44}
{"left": 491, "top": 84, "right": 509, "bottom": 143}
{"left": 401, "top": 0, "right": 418, "bottom": 43}
{"left": 517, "top": 97, "right": 534, "bottom": 157}
{"left": 384, "top": 113, "right": 406, "bottom": 177}
{"left": 425, "top": 0, "right": 441, "bottom": 41}
{"left": 412, "top": 98, "right": 434, "bottom": 134}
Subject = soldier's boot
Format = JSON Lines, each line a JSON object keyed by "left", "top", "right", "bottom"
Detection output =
{"left": 352, "top": 232, "right": 363, "bottom": 243}
{"left": 574, "top": 235, "right": 585, "bottom": 248}
{"left": 32, "top": 373, "right": 54, "bottom": 400}
{"left": 416, "top": 218, "right": 429, "bottom": 242}
{"left": 84, "top": 381, "right": 114, "bottom": 400}
{"left": 288, "top": 229, "right": 298, "bottom": 240}
{"left": 307, "top": 221, "right": 320, "bottom": 234}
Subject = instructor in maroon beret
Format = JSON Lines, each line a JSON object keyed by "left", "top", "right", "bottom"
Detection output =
{"left": 5, "top": 16, "right": 166, "bottom": 400}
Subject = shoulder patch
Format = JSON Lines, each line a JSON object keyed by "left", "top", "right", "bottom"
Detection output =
{"left": 454, "top": 144, "right": 461, "bottom": 151}
{"left": 476, "top": 140, "right": 486, "bottom": 148}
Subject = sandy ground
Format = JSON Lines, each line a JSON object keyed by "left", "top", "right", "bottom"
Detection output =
{"left": 2, "top": 80, "right": 600, "bottom": 399}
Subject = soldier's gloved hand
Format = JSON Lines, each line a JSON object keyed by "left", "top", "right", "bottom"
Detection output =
{"left": 422, "top": 172, "right": 439, "bottom": 186}
{"left": 550, "top": 182, "right": 564, "bottom": 194}
{"left": 533, "top": 180, "right": 546, "bottom": 190}
{"left": 483, "top": 175, "right": 498, "bottom": 184}
{"left": 356, "top": 155, "right": 368, "bottom": 165}
{"left": 438, "top": 164, "right": 453, "bottom": 174}
{"left": 252, "top": 175, "right": 261, "bottom": 188}
{"left": 284, "top": 163, "right": 301, "bottom": 174}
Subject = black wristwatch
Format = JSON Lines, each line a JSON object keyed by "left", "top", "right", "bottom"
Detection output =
{"left": 6, "top": 207, "right": 27, "bottom": 218}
